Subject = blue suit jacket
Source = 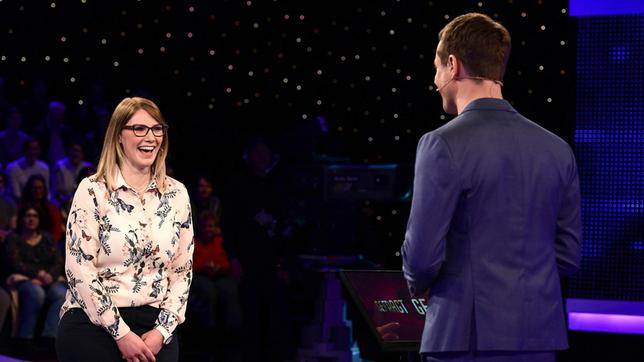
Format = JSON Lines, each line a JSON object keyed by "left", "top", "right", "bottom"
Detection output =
{"left": 402, "top": 98, "right": 581, "bottom": 353}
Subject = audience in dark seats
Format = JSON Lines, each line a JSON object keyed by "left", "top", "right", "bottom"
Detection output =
{"left": 82, "top": 105, "right": 110, "bottom": 164}
{"left": 3, "top": 206, "right": 67, "bottom": 340}
{"left": 37, "top": 101, "right": 79, "bottom": 165}
{"left": 0, "top": 174, "right": 17, "bottom": 242}
{"left": 19, "top": 175, "right": 63, "bottom": 243}
{"left": 191, "top": 175, "right": 222, "bottom": 221}
{"left": 51, "top": 142, "right": 93, "bottom": 208}
{"left": 223, "top": 137, "right": 293, "bottom": 362}
{"left": 6, "top": 139, "right": 50, "bottom": 201}
{"left": 19, "top": 79, "right": 50, "bottom": 133}
{"left": 0, "top": 107, "right": 33, "bottom": 166}
{"left": 190, "top": 211, "right": 242, "bottom": 362}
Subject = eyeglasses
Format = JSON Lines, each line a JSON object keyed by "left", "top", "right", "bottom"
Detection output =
{"left": 122, "top": 124, "right": 167, "bottom": 137}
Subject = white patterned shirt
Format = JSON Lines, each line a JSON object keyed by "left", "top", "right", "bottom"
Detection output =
{"left": 60, "top": 170, "right": 194, "bottom": 342}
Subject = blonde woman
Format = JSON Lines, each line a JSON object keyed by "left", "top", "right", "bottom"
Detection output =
{"left": 56, "top": 97, "right": 193, "bottom": 362}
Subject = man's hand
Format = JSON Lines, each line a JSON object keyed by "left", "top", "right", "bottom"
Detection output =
{"left": 116, "top": 331, "right": 156, "bottom": 362}
{"left": 141, "top": 329, "right": 164, "bottom": 355}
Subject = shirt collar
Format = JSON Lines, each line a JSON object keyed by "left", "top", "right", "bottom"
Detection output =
{"left": 114, "top": 167, "right": 159, "bottom": 192}
{"left": 461, "top": 98, "right": 517, "bottom": 114}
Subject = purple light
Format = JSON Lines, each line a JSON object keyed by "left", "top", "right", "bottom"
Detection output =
{"left": 568, "top": 313, "right": 644, "bottom": 334}
{"left": 569, "top": 0, "right": 644, "bottom": 16}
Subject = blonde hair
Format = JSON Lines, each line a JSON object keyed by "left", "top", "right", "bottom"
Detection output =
{"left": 95, "top": 97, "right": 170, "bottom": 192}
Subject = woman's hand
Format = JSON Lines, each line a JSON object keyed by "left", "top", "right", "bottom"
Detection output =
{"left": 116, "top": 331, "right": 156, "bottom": 362}
{"left": 141, "top": 329, "right": 164, "bottom": 355}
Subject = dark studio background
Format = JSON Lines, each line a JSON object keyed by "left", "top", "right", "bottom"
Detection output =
{"left": 0, "top": 0, "right": 575, "bottom": 270}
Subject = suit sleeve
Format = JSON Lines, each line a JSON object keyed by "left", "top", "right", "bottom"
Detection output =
{"left": 555, "top": 150, "right": 582, "bottom": 277}
{"left": 402, "top": 132, "right": 462, "bottom": 296}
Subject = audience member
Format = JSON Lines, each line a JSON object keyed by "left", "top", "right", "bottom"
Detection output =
{"left": 0, "top": 107, "right": 33, "bottom": 166}
{"left": 19, "top": 175, "right": 63, "bottom": 243}
{"left": 223, "top": 137, "right": 292, "bottom": 362}
{"left": 38, "top": 101, "right": 78, "bottom": 165}
{"left": 6, "top": 139, "right": 50, "bottom": 201}
{"left": 190, "top": 211, "right": 242, "bottom": 362}
{"left": 191, "top": 175, "right": 222, "bottom": 222}
{"left": 3, "top": 206, "right": 66, "bottom": 341}
{"left": 51, "top": 143, "right": 93, "bottom": 207}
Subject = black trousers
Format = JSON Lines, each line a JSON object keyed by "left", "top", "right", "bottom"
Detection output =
{"left": 56, "top": 306, "right": 179, "bottom": 362}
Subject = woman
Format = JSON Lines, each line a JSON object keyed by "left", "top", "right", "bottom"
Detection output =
{"left": 4, "top": 206, "right": 66, "bottom": 340}
{"left": 56, "top": 97, "right": 194, "bottom": 362}
{"left": 19, "top": 174, "right": 64, "bottom": 242}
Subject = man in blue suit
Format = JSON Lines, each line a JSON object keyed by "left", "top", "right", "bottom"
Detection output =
{"left": 401, "top": 13, "right": 582, "bottom": 362}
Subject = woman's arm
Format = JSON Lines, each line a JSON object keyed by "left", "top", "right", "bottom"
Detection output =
{"left": 65, "top": 178, "right": 131, "bottom": 340}
{"left": 153, "top": 185, "right": 194, "bottom": 343}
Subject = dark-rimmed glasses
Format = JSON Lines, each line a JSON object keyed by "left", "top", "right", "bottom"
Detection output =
{"left": 122, "top": 124, "right": 167, "bottom": 137}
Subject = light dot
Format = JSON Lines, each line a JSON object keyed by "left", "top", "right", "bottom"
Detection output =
{"left": 440, "top": 115, "right": 446, "bottom": 120}
{"left": 282, "top": 78, "right": 288, "bottom": 83}
{"left": 227, "top": 64, "right": 234, "bottom": 70}
{"left": 394, "top": 135, "right": 400, "bottom": 141}
{"left": 540, "top": 25, "right": 546, "bottom": 31}
{"left": 0, "top": 56, "right": 5, "bottom": 61}
{"left": 477, "top": 2, "right": 483, "bottom": 7}
{"left": 138, "top": 48, "right": 144, "bottom": 54}
{"left": 392, "top": 210, "right": 397, "bottom": 215}
{"left": 209, "top": 49, "right": 215, "bottom": 55}
{"left": 63, "top": 57, "right": 69, "bottom": 63}
{"left": 78, "top": 100, "right": 84, "bottom": 105}
{"left": 538, "top": 65, "right": 544, "bottom": 71}
{"left": 160, "top": 47, "right": 166, "bottom": 52}
{"left": 561, "top": 8, "right": 567, "bottom": 14}
{"left": 337, "top": 126, "right": 343, "bottom": 132}
{"left": 60, "top": 36, "right": 66, "bottom": 42}
{"left": 365, "top": 76, "right": 371, "bottom": 81}
{"left": 316, "top": 69, "right": 322, "bottom": 75}
{"left": 248, "top": 71, "right": 254, "bottom": 76}
{"left": 340, "top": 55, "right": 346, "bottom": 61}
{"left": 354, "top": 54, "right": 360, "bottom": 60}
{"left": 380, "top": 10, "right": 386, "bottom": 16}
{"left": 521, "top": 12, "right": 527, "bottom": 17}
{"left": 316, "top": 100, "right": 322, "bottom": 105}
{"left": 225, "top": 87, "right": 232, "bottom": 93}
{"left": 405, "top": 75, "right": 412, "bottom": 80}
{"left": 376, "top": 215, "right": 382, "bottom": 221}
{"left": 527, "top": 89, "right": 533, "bottom": 94}
{"left": 444, "top": 14, "right": 450, "bottom": 20}
{"left": 253, "top": 23, "right": 259, "bottom": 29}
{"left": 101, "top": 39, "right": 107, "bottom": 45}
{"left": 284, "top": 14, "right": 290, "bottom": 20}
{"left": 44, "top": 56, "right": 51, "bottom": 61}
{"left": 187, "top": 32, "right": 193, "bottom": 38}
{"left": 560, "top": 40, "right": 566, "bottom": 46}
{"left": 395, "top": 251, "right": 401, "bottom": 257}
{"left": 188, "top": 6, "right": 195, "bottom": 12}
{"left": 299, "top": 14, "right": 305, "bottom": 20}
{"left": 50, "top": 2, "right": 56, "bottom": 8}
{"left": 20, "top": 56, "right": 26, "bottom": 62}
{"left": 547, "top": 97, "right": 553, "bottom": 103}
{"left": 391, "top": 87, "right": 397, "bottom": 93}
{"left": 187, "top": 91, "right": 192, "bottom": 97}
{"left": 295, "top": 37, "right": 301, "bottom": 43}
{"left": 70, "top": 77, "right": 76, "bottom": 82}
{"left": 208, "top": 104, "right": 214, "bottom": 109}
{"left": 166, "top": 32, "right": 172, "bottom": 38}
{"left": 302, "top": 114, "right": 307, "bottom": 119}
{"left": 389, "top": 29, "right": 395, "bottom": 35}
{"left": 296, "top": 85, "right": 302, "bottom": 91}
{"left": 368, "top": 137, "right": 374, "bottom": 143}
{"left": 407, "top": 18, "right": 413, "bottom": 23}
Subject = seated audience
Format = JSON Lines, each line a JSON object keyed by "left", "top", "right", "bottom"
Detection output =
{"left": 6, "top": 139, "right": 50, "bottom": 201}
{"left": 3, "top": 206, "right": 66, "bottom": 341}
{"left": 51, "top": 142, "right": 93, "bottom": 207}
{"left": 190, "top": 211, "right": 242, "bottom": 362}
{"left": 19, "top": 175, "right": 63, "bottom": 243}
{"left": 191, "top": 176, "right": 222, "bottom": 222}
{"left": 0, "top": 107, "right": 32, "bottom": 166}
{"left": 0, "top": 173, "right": 17, "bottom": 242}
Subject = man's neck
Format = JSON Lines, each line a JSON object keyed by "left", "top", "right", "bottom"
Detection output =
{"left": 455, "top": 81, "right": 503, "bottom": 115}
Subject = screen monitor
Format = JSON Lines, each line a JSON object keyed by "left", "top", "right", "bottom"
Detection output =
{"left": 339, "top": 270, "right": 426, "bottom": 352}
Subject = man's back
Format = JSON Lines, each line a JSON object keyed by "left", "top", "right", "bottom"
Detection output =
{"left": 402, "top": 98, "right": 581, "bottom": 352}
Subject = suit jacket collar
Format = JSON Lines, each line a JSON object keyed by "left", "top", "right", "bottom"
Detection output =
{"left": 461, "top": 98, "right": 518, "bottom": 114}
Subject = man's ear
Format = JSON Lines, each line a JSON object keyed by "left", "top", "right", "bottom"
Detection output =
{"left": 448, "top": 54, "right": 461, "bottom": 78}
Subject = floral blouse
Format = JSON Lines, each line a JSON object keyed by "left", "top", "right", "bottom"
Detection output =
{"left": 60, "top": 170, "right": 194, "bottom": 342}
